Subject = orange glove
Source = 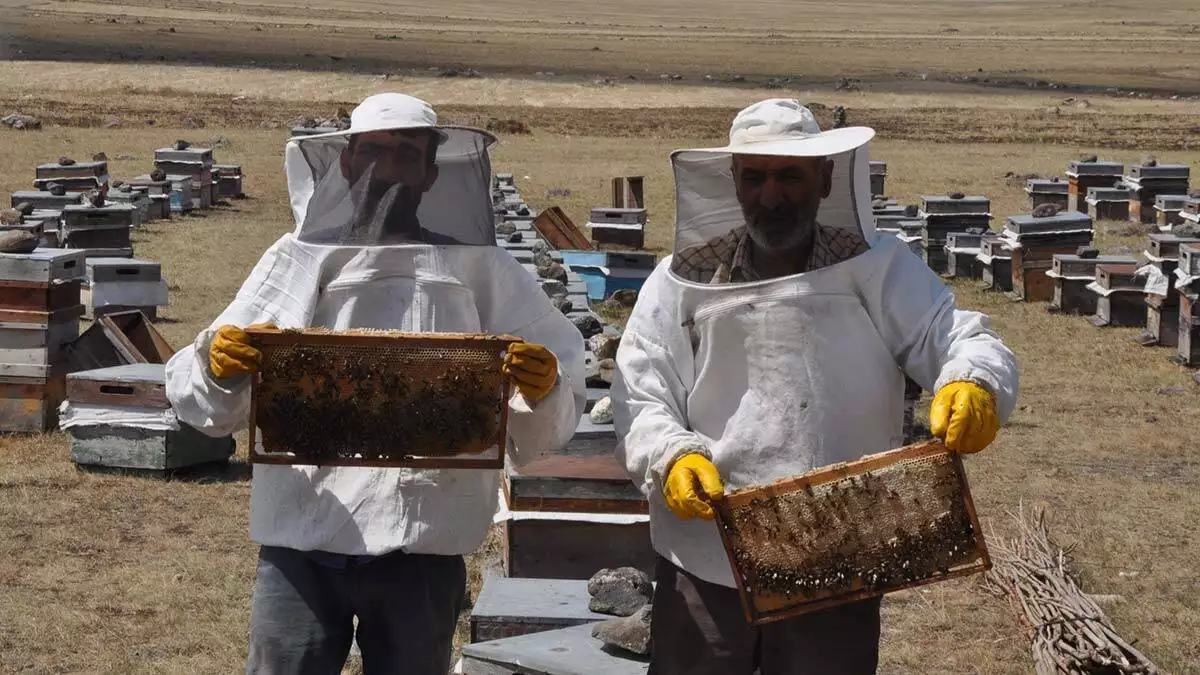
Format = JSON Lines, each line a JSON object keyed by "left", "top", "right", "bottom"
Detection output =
{"left": 664, "top": 453, "right": 725, "bottom": 520}
{"left": 503, "top": 342, "right": 558, "bottom": 403}
{"left": 209, "top": 323, "right": 276, "bottom": 380}
{"left": 930, "top": 381, "right": 999, "bottom": 454}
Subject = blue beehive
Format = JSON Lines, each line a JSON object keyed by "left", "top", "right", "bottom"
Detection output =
{"left": 560, "top": 250, "right": 657, "bottom": 302}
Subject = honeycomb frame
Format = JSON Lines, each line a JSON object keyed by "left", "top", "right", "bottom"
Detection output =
{"left": 246, "top": 327, "right": 521, "bottom": 469}
{"left": 713, "top": 440, "right": 990, "bottom": 625}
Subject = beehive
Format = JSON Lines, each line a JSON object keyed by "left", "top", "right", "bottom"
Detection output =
{"left": 247, "top": 327, "right": 521, "bottom": 468}
{"left": 713, "top": 440, "right": 989, "bottom": 625}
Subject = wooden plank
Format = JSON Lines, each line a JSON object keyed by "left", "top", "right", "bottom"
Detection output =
{"left": 0, "top": 316, "right": 79, "bottom": 378}
{"left": 462, "top": 622, "right": 649, "bottom": 675}
{"left": 102, "top": 311, "right": 175, "bottom": 362}
{"left": 534, "top": 207, "right": 593, "bottom": 251}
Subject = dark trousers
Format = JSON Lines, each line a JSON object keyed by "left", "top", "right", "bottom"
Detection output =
{"left": 246, "top": 545, "right": 467, "bottom": 675}
{"left": 650, "top": 556, "right": 882, "bottom": 675}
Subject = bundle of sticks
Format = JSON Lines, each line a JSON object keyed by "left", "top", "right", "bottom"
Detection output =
{"left": 984, "top": 507, "right": 1159, "bottom": 675}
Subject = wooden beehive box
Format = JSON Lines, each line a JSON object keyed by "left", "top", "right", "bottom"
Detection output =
{"left": 504, "top": 453, "right": 646, "bottom": 515}
{"left": 247, "top": 327, "right": 520, "bottom": 468}
{"left": 214, "top": 165, "right": 245, "bottom": 199}
{"left": 943, "top": 231, "right": 986, "bottom": 279}
{"left": 0, "top": 305, "right": 83, "bottom": 379}
{"left": 1066, "top": 161, "right": 1123, "bottom": 212}
{"left": 1026, "top": 178, "right": 1070, "bottom": 211}
{"left": 977, "top": 237, "right": 1013, "bottom": 293}
{"left": 66, "top": 310, "right": 175, "bottom": 372}
{"left": 1087, "top": 263, "right": 1145, "bottom": 328}
{"left": 33, "top": 177, "right": 106, "bottom": 193}
{"left": 0, "top": 372, "right": 67, "bottom": 433}
{"left": 713, "top": 440, "right": 989, "bottom": 625}
{"left": 1179, "top": 243, "right": 1200, "bottom": 279}
{"left": 1048, "top": 253, "right": 1137, "bottom": 315}
{"left": 36, "top": 160, "right": 107, "bottom": 181}
{"left": 10, "top": 190, "right": 83, "bottom": 210}
{"left": 1142, "top": 293, "right": 1179, "bottom": 348}
{"left": 1176, "top": 292, "right": 1200, "bottom": 367}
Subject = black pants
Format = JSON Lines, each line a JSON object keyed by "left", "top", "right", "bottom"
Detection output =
{"left": 650, "top": 556, "right": 883, "bottom": 675}
{"left": 246, "top": 545, "right": 467, "bottom": 675}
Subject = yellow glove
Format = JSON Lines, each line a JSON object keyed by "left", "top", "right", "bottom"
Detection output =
{"left": 930, "top": 381, "right": 999, "bottom": 454}
{"left": 209, "top": 323, "right": 275, "bottom": 380}
{"left": 503, "top": 342, "right": 558, "bottom": 403}
{"left": 664, "top": 453, "right": 725, "bottom": 521}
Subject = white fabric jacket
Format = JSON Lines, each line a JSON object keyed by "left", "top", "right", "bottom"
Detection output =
{"left": 166, "top": 235, "right": 585, "bottom": 556}
{"left": 613, "top": 234, "right": 1019, "bottom": 587}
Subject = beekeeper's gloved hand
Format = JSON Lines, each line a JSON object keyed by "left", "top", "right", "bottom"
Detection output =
{"left": 209, "top": 323, "right": 275, "bottom": 380}
{"left": 930, "top": 381, "right": 999, "bottom": 454}
{"left": 664, "top": 453, "right": 725, "bottom": 521}
{"left": 504, "top": 342, "right": 558, "bottom": 403}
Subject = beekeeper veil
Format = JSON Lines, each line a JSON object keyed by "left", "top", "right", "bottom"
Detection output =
{"left": 669, "top": 99, "right": 877, "bottom": 284}
{"left": 285, "top": 93, "right": 497, "bottom": 246}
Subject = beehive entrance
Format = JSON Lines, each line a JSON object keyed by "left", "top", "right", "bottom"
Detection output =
{"left": 248, "top": 328, "right": 519, "bottom": 468}
{"left": 714, "top": 441, "right": 989, "bottom": 624}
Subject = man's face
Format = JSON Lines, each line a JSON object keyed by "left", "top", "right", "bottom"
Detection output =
{"left": 733, "top": 154, "right": 833, "bottom": 251}
{"left": 341, "top": 130, "right": 439, "bottom": 226}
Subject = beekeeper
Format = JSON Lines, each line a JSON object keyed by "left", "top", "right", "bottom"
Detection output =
{"left": 166, "top": 93, "right": 585, "bottom": 674}
{"left": 612, "top": 98, "right": 1019, "bottom": 674}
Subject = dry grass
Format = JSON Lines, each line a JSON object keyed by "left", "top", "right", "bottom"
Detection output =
{"left": 0, "top": 76, "right": 1198, "bottom": 674}
{"left": 5, "top": 0, "right": 1200, "bottom": 93}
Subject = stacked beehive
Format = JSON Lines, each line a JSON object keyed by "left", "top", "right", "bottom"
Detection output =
{"left": 0, "top": 249, "right": 86, "bottom": 432}
{"left": 81, "top": 258, "right": 169, "bottom": 321}
{"left": 1124, "top": 162, "right": 1190, "bottom": 225}
{"left": 1002, "top": 210, "right": 1094, "bottom": 303}
{"left": 919, "top": 195, "right": 992, "bottom": 275}
{"left": 153, "top": 145, "right": 214, "bottom": 211}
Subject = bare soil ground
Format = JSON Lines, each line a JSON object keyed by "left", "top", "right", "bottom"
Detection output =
{"left": 0, "top": 7, "right": 1198, "bottom": 673}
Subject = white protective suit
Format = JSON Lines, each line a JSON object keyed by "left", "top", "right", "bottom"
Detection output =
{"left": 613, "top": 100, "right": 1019, "bottom": 588}
{"left": 166, "top": 94, "right": 585, "bottom": 557}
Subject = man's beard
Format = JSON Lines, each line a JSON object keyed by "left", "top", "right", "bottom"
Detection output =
{"left": 348, "top": 180, "right": 423, "bottom": 242}
{"left": 744, "top": 199, "right": 820, "bottom": 252}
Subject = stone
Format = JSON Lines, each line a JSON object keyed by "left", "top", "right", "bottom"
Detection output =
{"left": 540, "top": 280, "right": 568, "bottom": 298}
{"left": 14, "top": 202, "right": 33, "bottom": 216}
{"left": 597, "top": 358, "right": 615, "bottom": 385}
{"left": 92, "top": 152, "right": 108, "bottom": 162}
{"left": 495, "top": 221, "right": 517, "bottom": 235}
{"left": 949, "top": 192, "right": 966, "bottom": 200}
{"left": 47, "top": 182, "right": 67, "bottom": 196}
{"left": 1143, "top": 156, "right": 1157, "bottom": 167}
{"left": 609, "top": 289, "right": 639, "bottom": 307}
{"left": 0, "top": 231, "right": 39, "bottom": 254}
{"left": 1032, "top": 203, "right": 1062, "bottom": 218}
{"left": 589, "top": 333, "right": 621, "bottom": 361}
{"left": 0, "top": 208, "right": 21, "bottom": 226}
{"left": 58, "top": 156, "right": 76, "bottom": 166}
{"left": 532, "top": 240, "right": 549, "bottom": 255}
{"left": 538, "top": 262, "right": 568, "bottom": 284}
{"left": 591, "top": 604, "right": 652, "bottom": 656}
{"left": 572, "top": 314, "right": 603, "bottom": 339}
{"left": 589, "top": 396, "right": 614, "bottom": 424}
{"left": 174, "top": 139, "right": 192, "bottom": 150}
{"left": 506, "top": 231, "right": 524, "bottom": 243}
{"left": 517, "top": 206, "right": 531, "bottom": 216}
{"left": 150, "top": 169, "right": 167, "bottom": 182}
{"left": 84, "top": 189, "right": 105, "bottom": 208}
{"left": 551, "top": 296, "right": 573, "bottom": 315}
{"left": 1, "top": 113, "right": 42, "bottom": 130}
{"left": 533, "top": 249, "right": 555, "bottom": 269}
{"left": 1080, "top": 154, "right": 1098, "bottom": 163}
{"left": 1077, "top": 247, "right": 1100, "bottom": 259}
{"left": 588, "top": 567, "right": 653, "bottom": 617}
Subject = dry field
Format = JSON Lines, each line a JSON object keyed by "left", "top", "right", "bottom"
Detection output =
{"left": 0, "top": 5, "right": 1199, "bottom": 672}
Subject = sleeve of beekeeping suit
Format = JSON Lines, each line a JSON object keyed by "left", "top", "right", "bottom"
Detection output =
{"left": 611, "top": 261, "right": 709, "bottom": 497}
{"left": 858, "top": 237, "right": 1020, "bottom": 423}
{"left": 165, "top": 235, "right": 321, "bottom": 438}
{"left": 472, "top": 253, "right": 586, "bottom": 466}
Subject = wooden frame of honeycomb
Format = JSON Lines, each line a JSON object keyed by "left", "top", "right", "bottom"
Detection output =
{"left": 246, "top": 327, "right": 521, "bottom": 469}
{"left": 713, "top": 440, "right": 990, "bottom": 625}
